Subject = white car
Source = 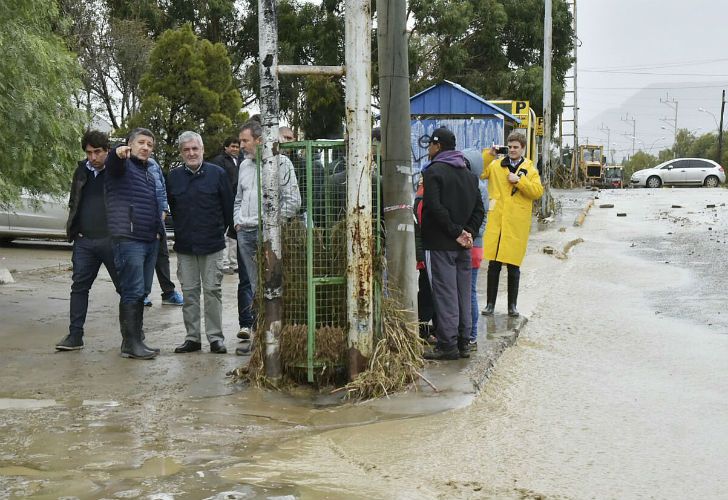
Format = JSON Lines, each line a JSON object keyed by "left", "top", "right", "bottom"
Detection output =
{"left": 630, "top": 158, "right": 725, "bottom": 188}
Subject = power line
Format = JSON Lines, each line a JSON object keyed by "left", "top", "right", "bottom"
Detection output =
{"left": 581, "top": 57, "right": 728, "bottom": 71}
{"left": 582, "top": 83, "right": 728, "bottom": 90}
{"left": 581, "top": 70, "right": 728, "bottom": 77}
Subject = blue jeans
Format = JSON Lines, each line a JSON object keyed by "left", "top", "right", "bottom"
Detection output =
{"left": 69, "top": 236, "right": 120, "bottom": 337}
{"left": 237, "top": 244, "right": 254, "bottom": 328}
{"left": 470, "top": 266, "right": 479, "bottom": 342}
{"left": 113, "top": 239, "right": 159, "bottom": 304}
{"left": 237, "top": 228, "right": 259, "bottom": 328}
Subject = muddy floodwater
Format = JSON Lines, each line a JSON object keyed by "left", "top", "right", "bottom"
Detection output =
{"left": 1, "top": 188, "right": 727, "bottom": 499}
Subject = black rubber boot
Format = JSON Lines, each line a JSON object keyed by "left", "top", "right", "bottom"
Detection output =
{"left": 134, "top": 302, "right": 159, "bottom": 354}
{"left": 140, "top": 328, "right": 160, "bottom": 354}
{"left": 507, "top": 270, "right": 520, "bottom": 317}
{"left": 120, "top": 303, "right": 157, "bottom": 360}
{"left": 481, "top": 265, "right": 500, "bottom": 316}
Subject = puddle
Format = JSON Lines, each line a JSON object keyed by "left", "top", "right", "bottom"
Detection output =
{"left": 0, "top": 398, "right": 58, "bottom": 410}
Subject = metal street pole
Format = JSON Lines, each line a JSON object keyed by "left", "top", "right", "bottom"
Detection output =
{"left": 377, "top": 0, "right": 417, "bottom": 324}
{"left": 599, "top": 123, "right": 611, "bottom": 163}
{"left": 719, "top": 90, "right": 726, "bottom": 165}
{"left": 621, "top": 114, "right": 636, "bottom": 158}
{"left": 540, "top": 0, "right": 553, "bottom": 218}
{"left": 344, "top": 0, "right": 373, "bottom": 380}
{"left": 258, "top": 0, "right": 283, "bottom": 383}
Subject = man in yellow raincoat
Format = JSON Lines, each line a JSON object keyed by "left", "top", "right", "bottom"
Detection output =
{"left": 480, "top": 132, "right": 543, "bottom": 317}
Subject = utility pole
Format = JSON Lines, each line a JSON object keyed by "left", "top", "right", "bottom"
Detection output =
{"left": 257, "top": 0, "right": 371, "bottom": 382}
{"left": 258, "top": 0, "right": 284, "bottom": 384}
{"left": 344, "top": 0, "right": 373, "bottom": 380}
{"left": 621, "top": 114, "right": 636, "bottom": 158}
{"left": 540, "top": 0, "right": 553, "bottom": 217}
{"left": 561, "top": 0, "right": 578, "bottom": 181}
{"left": 660, "top": 93, "right": 679, "bottom": 158}
{"left": 599, "top": 123, "right": 611, "bottom": 163}
{"left": 377, "top": 0, "right": 417, "bottom": 326}
{"left": 719, "top": 89, "right": 726, "bottom": 165}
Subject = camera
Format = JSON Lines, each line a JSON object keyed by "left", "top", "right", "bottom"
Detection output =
{"left": 497, "top": 146, "right": 509, "bottom": 155}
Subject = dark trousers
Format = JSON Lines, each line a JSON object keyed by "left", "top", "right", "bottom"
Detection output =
{"left": 154, "top": 230, "right": 176, "bottom": 296}
{"left": 69, "top": 236, "right": 120, "bottom": 337}
{"left": 418, "top": 268, "right": 437, "bottom": 338}
{"left": 426, "top": 249, "right": 472, "bottom": 351}
{"left": 237, "top": 244, "right": 254, "bottom": 328}
{"left": 113, "top": 239, "right": 159, "bottom": 304}
{"left": 487, "top": 260, "right": 520, "bottom": 280}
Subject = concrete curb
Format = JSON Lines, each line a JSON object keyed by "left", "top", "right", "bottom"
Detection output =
{"left": 573, "top": 195, "right": 597, "bottom": 227}
{"left": 469, "top": 316, "right": 527, "bottom": 392}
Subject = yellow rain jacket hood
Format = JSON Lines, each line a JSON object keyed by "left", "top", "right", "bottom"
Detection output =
{"left": 480, "top": 150, "right": 543, "bottom": 266}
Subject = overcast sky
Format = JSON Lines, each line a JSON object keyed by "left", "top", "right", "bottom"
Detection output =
{"left": 576, "top": 0, "right": 728, "bottom": 157}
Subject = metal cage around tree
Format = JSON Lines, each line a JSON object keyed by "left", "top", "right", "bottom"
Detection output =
{"left": 273, "top": 140, "right": 381, "bottom": 383}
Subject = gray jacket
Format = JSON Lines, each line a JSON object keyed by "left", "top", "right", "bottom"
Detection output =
{"left": 233, "top": 153, "right": 301, "bottom": 229}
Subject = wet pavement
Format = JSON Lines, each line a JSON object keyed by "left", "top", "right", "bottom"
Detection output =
{"left": 1, "top": 187, "right": 727, "bottom": 498}
{"left": 0, "top": 229, "right": 527, "bottom": 498}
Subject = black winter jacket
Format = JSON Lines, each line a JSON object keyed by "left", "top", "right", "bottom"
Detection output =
{"left": 167, "top": 162, "right": 233, "bottom": 255}
{"left": 66, "top": 160, "right": 92, "bottom": 242}
{"left": 421, "top": 156, "right": 485, "bottom": 251}
{"left": 209, "top": 153, "right": 239, "bottom": 197}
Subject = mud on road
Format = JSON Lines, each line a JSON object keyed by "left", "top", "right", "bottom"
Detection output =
{"left": 1, "top": 187, "right": 727, "bottom": 499}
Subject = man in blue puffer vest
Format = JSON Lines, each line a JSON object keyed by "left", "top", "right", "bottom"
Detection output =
{"left": 105, "top": 127, "right": 163, "bottom": 359}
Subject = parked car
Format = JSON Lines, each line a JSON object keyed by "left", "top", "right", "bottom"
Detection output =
{"left": 630, "top": 158, "right": 725, "bottom": 188}
{"left": 0, "top": 192, "right": 68, "bottom": 243}
{"left": 1, "top": 191, "right": 176, "bottom": 244}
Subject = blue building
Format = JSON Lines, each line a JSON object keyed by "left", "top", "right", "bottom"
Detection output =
{"left": 409, "top": 80, "right": 520, "bottom": 177}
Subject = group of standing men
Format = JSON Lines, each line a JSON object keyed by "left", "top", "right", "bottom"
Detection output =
{"left": 419, "top": 128, "right": 543, "bottom": 360}
{"left": 55, "top": 121, "right": 541, "bottom": 362}
{"left": 55, "top": 121, "right": 301, "bottom": 359}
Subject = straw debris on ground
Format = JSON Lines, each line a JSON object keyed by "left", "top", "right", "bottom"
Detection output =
{"left": 339, "top": 296, "right": 425, "bottom": 401}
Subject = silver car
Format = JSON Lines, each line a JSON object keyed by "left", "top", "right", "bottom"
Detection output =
{"left": 630, "top": 158, "right": 725, "bottom": 188}
{"left": 0, "top": 192, "right": 68, "bottom": 243}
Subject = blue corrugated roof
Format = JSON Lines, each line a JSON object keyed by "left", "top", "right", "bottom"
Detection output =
{"left": 410, "top": 80, "right": 520, "bottom": 124}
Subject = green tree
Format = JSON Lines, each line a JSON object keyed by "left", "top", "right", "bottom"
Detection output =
{"left": 408, "top": 0, "right": 574, "bottom": 131}
{"left": 62, "top": 0, "right": 154, "bottom": 129}
{"left": 127, "top": 24, "right": 244, "bottom": 170}
{"left": 623, "top": 151, "right": 658, "bottom": 179}
{"left": 236, "top": 0, "right": 345, "bottom": 138}
{"left": 0, "top": 0, "right": 84, "bottom": 205}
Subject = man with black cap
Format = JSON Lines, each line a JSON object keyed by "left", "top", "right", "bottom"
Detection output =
{"left": 420, "top": 127, "right": 485, "bottom": 360}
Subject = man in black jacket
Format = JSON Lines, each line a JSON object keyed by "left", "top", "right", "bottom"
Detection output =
{"left": 56, "top": 130, "right": 120, "bottom": 351}
{"left": 167, "top": 131, "right": 233, "bottom": 354}
{"left": 421, "top": 127, "right": 484, "bottom": 360}
{"left": 210, "top": 136, "right": 240, "bottom": 274}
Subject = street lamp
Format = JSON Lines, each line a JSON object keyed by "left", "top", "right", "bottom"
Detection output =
{"left": 641, "top": 136, "right": 666, "bottom": 154}
{"left": 698, "top": 107, "right": 719, "bottom": 129}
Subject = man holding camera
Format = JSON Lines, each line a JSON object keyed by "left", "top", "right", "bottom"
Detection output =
{"left": 421, "top": 127, "right": 484, "bottom": 360}
{"left": 480, "top": 131, "right": 543, "bottom": 317}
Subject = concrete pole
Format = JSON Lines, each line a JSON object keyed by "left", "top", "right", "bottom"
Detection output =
{"left": 377, "top": 0, "right": 417, "bottom": 324}
{"left": 719, "top": 90, "right": 725, "bottom": 164}
{"left": 258, "top": 0, "right": 283, "bottom": 383}
{"left": 572, "top": 0, "right": 579, "bottom": 180}
{"left": 540, "top": 0, "right": 553, "bottom": 217}
{"left": 344, "top": 0, "right": 373, "bottom": 380}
